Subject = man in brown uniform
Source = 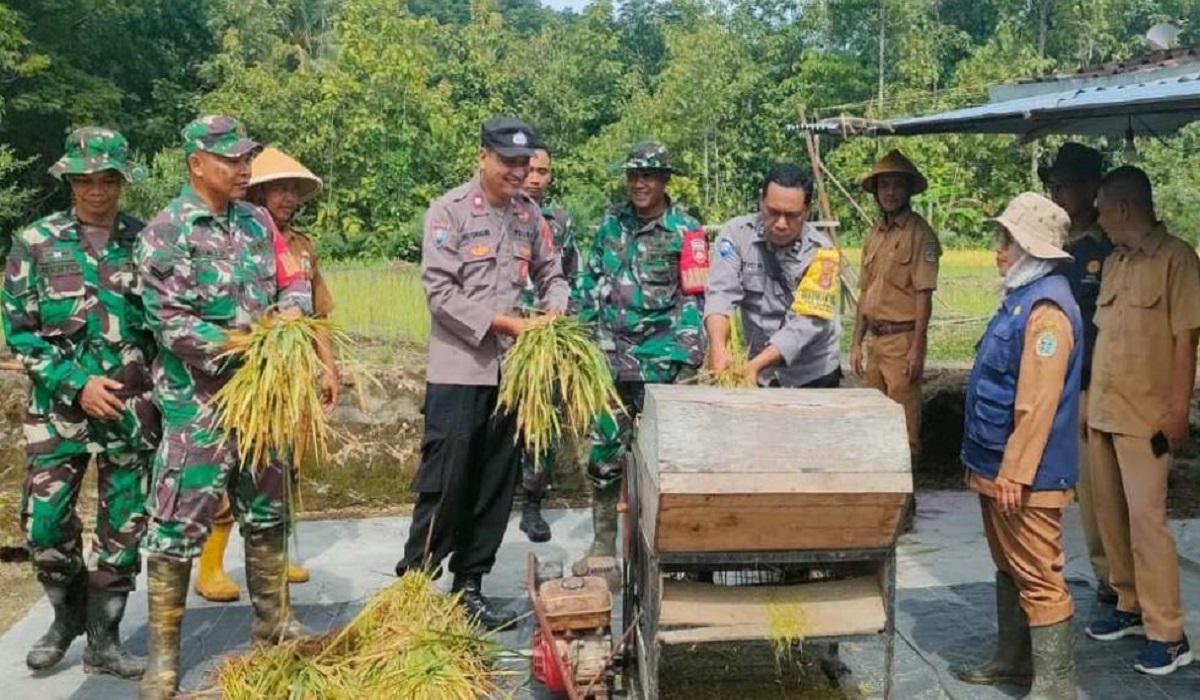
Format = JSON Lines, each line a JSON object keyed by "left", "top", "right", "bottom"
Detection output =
{"left": 394, "top": 117, "right": 569, "bottom": 630}
{"left": 1085, "top": 166, "right": 1199, "bottom": 676}
{"left": 851, "top": 150, "right": 940, "bottom": 517}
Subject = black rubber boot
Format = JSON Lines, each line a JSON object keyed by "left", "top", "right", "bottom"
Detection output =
{"left": 453, "top": 574, "right": 517, "bottom": 631}
{"left": 26, "top": 575, "right": 86, "bottom": 671}
{"left": 519, "top": 488, "right": 552, "bottom": 543}
{"left": 140, "top": 556, "right": 190, "bottom": 700}
{"left": 245, "top": 526, "right": 311, "bottom": 645}
{"left": 1024, "top": 620, "right": 1076, "bottom": 699}
{"left": 83, "top": 590, "right": 146, "bottom": 679}
{"left": 953, "top": 571, "right": 1033, "bottom": 685}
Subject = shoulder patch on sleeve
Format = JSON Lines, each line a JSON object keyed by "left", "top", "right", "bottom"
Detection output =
{"left": 923, "top": 242, "right": 941, "bottom": 263}
{"left": 1035, "top": 330, "right": 1059, "bottom": 358}
{"left": 717, "top": 237, "right": 736, "bottom": 261}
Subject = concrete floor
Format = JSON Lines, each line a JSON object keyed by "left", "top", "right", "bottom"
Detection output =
{"left": 1, "top": 492, "right": 1199, "bottom": 699}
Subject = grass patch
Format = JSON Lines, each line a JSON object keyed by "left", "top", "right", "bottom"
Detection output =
{"left": 323, "top": 262, "right": 429, "bottom": 344}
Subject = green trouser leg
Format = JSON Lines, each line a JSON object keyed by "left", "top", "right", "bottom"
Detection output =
{"left": 84, "top": 590, "right": 146, "bottom": 679}
{"left": 26, "top": 575, "right": 86, "bottom": 671}
{"left": 140, "top": 556, "right": 190, "bottom": 700}
{"left": 953, "top": 571, "right": 1034, "bottom": 685}
{"left": 245, "top": 525, "right": 310, "bottom": 644}
{"left": 1023, "top": 621, "right": 1077, "bottom": 700}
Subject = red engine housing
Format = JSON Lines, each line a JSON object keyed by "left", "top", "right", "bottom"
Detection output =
{"left": 532, "top": 628, "right": 572, "bottom": 692}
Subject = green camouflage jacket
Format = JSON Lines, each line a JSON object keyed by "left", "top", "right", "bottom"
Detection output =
{"left": 521, "top": 202, "right": 579, "bottom": 312}
{"left": 136, "top": 184, "right": 306, "bottom": 427}
{"left": 2, "top": 210, "right": 158, "bottom": 453}
{"left": 576, "top": 199, "right": 705, "bottom": 382}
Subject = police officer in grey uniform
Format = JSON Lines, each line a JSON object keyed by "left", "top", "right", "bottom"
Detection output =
{"left": 395, "top": 117, "right": 569, "bottom": 629}
{"left": 705, "top": 164, "right": 842, "bottom": 387}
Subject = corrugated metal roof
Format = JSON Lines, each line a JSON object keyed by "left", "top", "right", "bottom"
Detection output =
{"left": 884, "top": 72, "right": 1200, "bottom": 138}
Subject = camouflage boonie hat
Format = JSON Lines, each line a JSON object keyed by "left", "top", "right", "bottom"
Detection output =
{"left": 48, "top": 127, "right": 143, "bottom": 183}
{"left": 622, "top": 141, "right": 676, "bottom": 173}
{"left": 181, "top": 115, "right": 261, "bottom": 158}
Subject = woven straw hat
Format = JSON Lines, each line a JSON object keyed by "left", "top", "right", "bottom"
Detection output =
{"left": 860, "top": 149, "right": 928, "bottom": 195}
{"left": 248, "top": 147, "right": 323, "bottom": 201}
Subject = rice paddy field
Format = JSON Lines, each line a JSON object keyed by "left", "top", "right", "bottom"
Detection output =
{"left": 322, "top": 250, "right": 1001, "bottom": 361}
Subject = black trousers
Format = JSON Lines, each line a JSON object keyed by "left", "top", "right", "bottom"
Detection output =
{"left": 764, "top": 365, "right": 843, "bottom": 389}
{"left": 401, "top": 383, "right": 520, "bottom": 577}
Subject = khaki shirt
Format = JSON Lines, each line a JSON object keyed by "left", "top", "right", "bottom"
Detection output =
{"left": 704, "top": 215, "right": 841, "bottom": 386}
{"left": 968, "top": 303, "right": 1074, "bottom": 508}
{"left": 859, "top": 210, "right": 940, "bottom": 322}
{"left": 422, "top": 175, "right": 569, "bottom": 386}
{"left": 1088, "top": 225, "right": 1200, "bottom": 437}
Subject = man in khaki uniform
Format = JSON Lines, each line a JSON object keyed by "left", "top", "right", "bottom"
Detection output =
{"left": 1085, "top": 166, "right": 1200, "bottom": 676}
{"left": 851, "top": 150, "right": 940, "bottom": 461}
{"left": 394, "top": 117, "right": 568, "bottom": 630}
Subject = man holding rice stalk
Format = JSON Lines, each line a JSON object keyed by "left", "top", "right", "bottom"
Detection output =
{"left": 705, "top": 163, "right": 842, "bottom": 389}
{"left": 2, "top": 128, "right": 157, "bottom": 680}
{"left": 575, "top": 141, "right": 707, "bottom": 568}
{"left": 516, "top": 141, "right": 580, "bottom": 543}
{"left": 190, "top": 146, "right": 337, "bottom": 603}
{"left": 135, "top": 115, "right": 315, "bottom": 699}
{"left": 394, "top": 117, "right": 569, "bottom": 630}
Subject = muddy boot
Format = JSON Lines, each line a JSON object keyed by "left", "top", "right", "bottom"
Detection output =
{"left": 453, "top": 574, "right": 517, "bottom": 631}
{"left": 83, "top": 590, "right": 146, "bottom": 679}
{"left": 194, "top": 522, "right": 241, "bottom": 602}
{"left": 953, "top": 572, "right": 1033, "bottom": 685}
{"left": 140, "top": 556, "right": 190, "bottom": 700}
{"left": 26, "top": 575, "right": 86, "bottom": 671}
{"left": 1024, "top": 621, "right": 1076, "bottom": 700}
{"left": 245, "top": 526, "right": 310, "bottom": 645}
{"left": 519, "top": 488, "right": 552, "bottom": 543}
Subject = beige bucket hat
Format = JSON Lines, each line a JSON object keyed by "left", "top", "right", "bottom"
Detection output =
{"left": 248, "top": 147, "right": 323, "bottom": 201}
{"left": 990, "top": 192, "right": 1072, "bottom": 260}
{"left": 860, "top": 149, "right": 928, "bottom": 195}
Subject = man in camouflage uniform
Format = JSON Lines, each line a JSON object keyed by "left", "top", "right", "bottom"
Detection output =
{"left": 575, "top": 141, "right": 706, "bottom": 563}
{"left": 516, "top": 144, "right": 579, "bottom": 543}
{"left": 136, "top": 116, "right": 309, "bottom": 699}
{"left": 2, "top": 128, "right": 156, "bottom": 680}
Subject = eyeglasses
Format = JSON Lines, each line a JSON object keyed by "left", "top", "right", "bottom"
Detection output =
{"left": 762, "top": 207, "right": 807, "bottom": 224}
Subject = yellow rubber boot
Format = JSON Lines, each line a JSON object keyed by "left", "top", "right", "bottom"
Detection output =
{"left": 287, "top": 563, "right": 310, "bottom": 584}
{"left": 194, "top": 523, "right": 241, "bottom": 603}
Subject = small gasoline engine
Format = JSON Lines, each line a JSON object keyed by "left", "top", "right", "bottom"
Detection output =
{"left": 529, "top": 554, "right": 615, "bottom": 699}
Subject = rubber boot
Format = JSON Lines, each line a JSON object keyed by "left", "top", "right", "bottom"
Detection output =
{"left": 83, "top": 590, "right": 146, "bottom": 679}
{"left": 953, "top": 572, "right": 1033, "bottom": 685}
{"left": 453, "top": 574, "right": 517, "bottom": 631}
{"left": 26, "top": 575, "right": 86, "bottom": 671}
{"left": 140, "top": 556, "right": 191, "bottom": 700}
{"left": 194, "top": 522, "right": 241, "bottom": 602}
{"left": 586, "top": 484, "right": 619, "bottom": 558}
{"left": 245, "top": 526, "right": 310, "bottom": 645}
{"left": 1024, "top": 621, "right": 1076, "bottom": 699}
{"left": 519, "top": 487, "right": 552, "bottom": 543}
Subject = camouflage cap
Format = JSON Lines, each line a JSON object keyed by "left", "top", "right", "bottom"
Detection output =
{"left": 181, "top": 115, "right": 261, "bottom": 158}
{"left": 622, "top": 141, "right": 676, "bottom": 173}
{"left": 48, "top": 127, "right": 143, "bottom": 183}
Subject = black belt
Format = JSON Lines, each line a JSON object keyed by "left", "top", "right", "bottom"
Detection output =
{"left": 869, "top": 320, "right": 915, "bottom": 336}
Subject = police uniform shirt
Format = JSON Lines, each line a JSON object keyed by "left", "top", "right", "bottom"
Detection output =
{"left": 422, "top": 175, "right": 569, "bottom": 386}
{"left": 705, "top": 214, "right": 841, "bottom": 387}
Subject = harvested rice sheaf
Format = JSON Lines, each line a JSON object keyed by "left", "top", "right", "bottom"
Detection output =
{"left": 698, "top": 310, "right": 756, "bottom": 389}
{"left": 766, "top": 599, "right": 810, "bottom": 662}
{"left": 214, "top": 572, "right": 502, "bottom": 699}
{"left": 497, "top": 315, "right": 623, "bottom": 464}
{"left": 209, "top": 315, "right": 350, "bottom": 469}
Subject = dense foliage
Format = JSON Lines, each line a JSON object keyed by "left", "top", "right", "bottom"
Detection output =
{"left": 2, "top": 0, "right": 1199, "bottom": 259}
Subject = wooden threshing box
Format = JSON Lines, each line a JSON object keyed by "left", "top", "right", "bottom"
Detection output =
{"left": 634, "top": 385, "right": 913, "bottom": 554}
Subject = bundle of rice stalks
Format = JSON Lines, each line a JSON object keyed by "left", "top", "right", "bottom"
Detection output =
{"left": 210, "top": 314, "right": 350, "bottom": 469}
{"left": 214, "top": 571, "right": 501, "bottom": 699}
{"left": 698, "top": 310, "right": 755, "bottom": 388}
{"left": 497, "top": 315, "right": 623, "bottom": 463}
{"left": 766, "top": 599, "right": 810, "bottom": 662}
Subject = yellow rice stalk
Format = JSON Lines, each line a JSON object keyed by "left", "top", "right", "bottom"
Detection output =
{"left": 766, "top": 598, "right": 809, "bottom": 663}
{"left": 698, "top": 310, "right": 755, "bottom": 388}
{"left": 497, "top": 315, "right": 623, "bottom": 464}
{"left": 214, "top": 571, "right": 503, "bottom": 699}
{"left": 209, "top": 315, "right": 350, "bottom": 470}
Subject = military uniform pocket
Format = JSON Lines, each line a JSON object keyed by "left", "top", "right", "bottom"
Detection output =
{"left": 38, "top": 269, "right": 87, "bottom": 336}
{"left": 637, "top": 258, "right": 679, "bottom": 310}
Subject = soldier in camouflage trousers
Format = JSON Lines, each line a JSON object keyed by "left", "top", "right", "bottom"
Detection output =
{"left": 136, "top": 116, "right": 310, "bottom": 700}
{"left": 2, "top": 128, "right": 157, "bottom": 680}
{"left": 575, "top": 142, "right": 706, "bottom": 563}
{"left": 517, "top": 145, "right": 579, "bottom": 543}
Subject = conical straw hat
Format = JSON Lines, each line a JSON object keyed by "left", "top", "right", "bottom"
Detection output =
{"left": 249, "top": 147, "right": 323, "bottom": 201}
